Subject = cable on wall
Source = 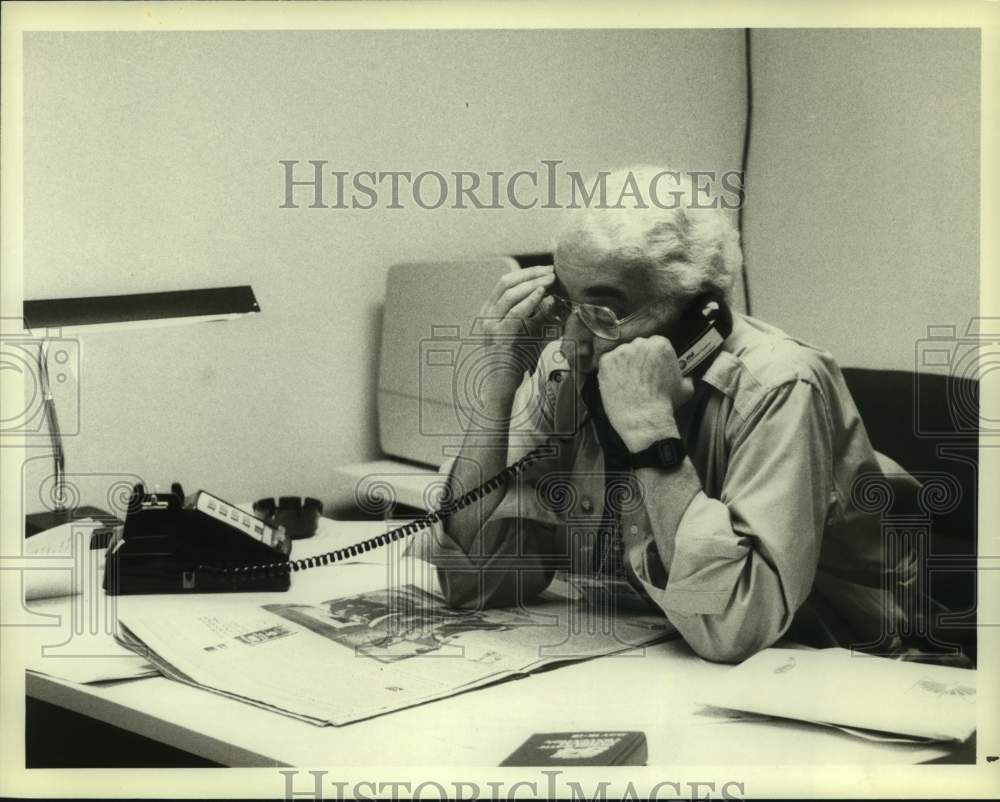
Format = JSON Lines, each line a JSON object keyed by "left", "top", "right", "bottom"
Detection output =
{"left": 738, "top": 27, "right": 754, "bottom": 316}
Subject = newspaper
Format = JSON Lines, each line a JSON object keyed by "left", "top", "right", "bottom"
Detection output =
{"left": 115, "top": 577, "right": 675, "bottom": 726}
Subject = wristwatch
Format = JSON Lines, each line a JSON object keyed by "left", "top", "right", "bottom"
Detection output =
{"left": 629, "top": 437, "right": 686, "bottom": 471}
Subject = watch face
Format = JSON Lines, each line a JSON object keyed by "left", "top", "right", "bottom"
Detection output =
{"left": 631, "top": 438, "right": 684, "bottom": 470}
{"left": 656, "top": 439, "right": 684, "bottom": 466}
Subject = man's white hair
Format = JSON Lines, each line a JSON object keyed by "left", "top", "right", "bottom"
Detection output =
{"left": 553, "top": 165, "right": 742, "bottom": 306}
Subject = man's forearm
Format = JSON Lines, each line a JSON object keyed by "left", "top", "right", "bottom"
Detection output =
{"left": 634, "top": 460, "right": 703, "bottom": 568}
{"left": 441, "top": 380, "right": 519, "bottom": 554}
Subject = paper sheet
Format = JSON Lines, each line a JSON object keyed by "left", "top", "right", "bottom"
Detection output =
{"left": 26, "top": 657, "right": 160, "bottom": 685}
{"left": 699, "top": 647, "right": 976, "bottom": 743}
{"left": 24, "top": 595, "right": 159, "bottom": 683}
{"left": 22, "top": 518, "right": 105, "bottom": 601}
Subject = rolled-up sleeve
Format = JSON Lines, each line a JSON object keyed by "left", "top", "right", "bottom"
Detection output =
{"left": 633, "top": 378, "right": 835, "bottom": 662}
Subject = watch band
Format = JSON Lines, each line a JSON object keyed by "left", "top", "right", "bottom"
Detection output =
{"left": 630, "top": 437, "right": 686, "bottom": 470}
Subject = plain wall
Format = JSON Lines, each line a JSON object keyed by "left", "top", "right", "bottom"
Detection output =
{"left": 22, "top": 30, "right": 746, "bottom": 510}
{"left": 742, "top": 29, "right": 980, "bottom": 372}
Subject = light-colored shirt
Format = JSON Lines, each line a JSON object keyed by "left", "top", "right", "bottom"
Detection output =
{"left": 429, "top": 314, "right": 917, "bottom": 662}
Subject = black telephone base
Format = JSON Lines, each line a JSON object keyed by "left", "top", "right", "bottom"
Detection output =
{"left": 102, "top": 484, "right": 291, "bottom": 596}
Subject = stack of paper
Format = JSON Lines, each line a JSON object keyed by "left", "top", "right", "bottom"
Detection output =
{"left": 22, "top": 518, "right": 105, "bottom": 600}
{"left": 699, "top": 648, "right": 976, "bottom": 743}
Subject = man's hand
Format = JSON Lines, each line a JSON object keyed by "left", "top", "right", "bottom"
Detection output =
{"left": 468, "top": 265, "right": 558, "bottom": 416}
{"left": 597, "top": 335, "right": 695, "bottom": 452}
{"left": 477, "top": 265, "right": 557, "bottom": 346}
{"left": 442, "top": 266, "right": 559, "bottom": 548}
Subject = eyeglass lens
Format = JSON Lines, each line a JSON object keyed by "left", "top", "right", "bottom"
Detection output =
{"left": 549, "top": 296, "right": 621, "bottom": 340}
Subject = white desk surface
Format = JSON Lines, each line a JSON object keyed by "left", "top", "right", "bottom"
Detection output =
{"left": 330, "top": 459, "right": 439, "bottom": 511}
{"left": 25, "top": 519, "right": 956, "bottom": 767}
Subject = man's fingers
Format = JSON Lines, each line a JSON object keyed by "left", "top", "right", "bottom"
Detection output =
{"left": 645, "top": 334, "right": 675, "bottom": 354}
{"left": 532, "top": 294, "right": 557, "bottom": 319}
{"left": 507, "top": 286, "right": 546, "bottom": 322}
{"left": 487, "top": 265, "right": 554, "bottom": 305}
{"left": 493, "top": 273, "right": 555, "bottom": 318}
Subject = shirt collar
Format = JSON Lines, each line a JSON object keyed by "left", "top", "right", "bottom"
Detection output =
{"left": 698, "top": 313, "right": 752, "bottom": 399}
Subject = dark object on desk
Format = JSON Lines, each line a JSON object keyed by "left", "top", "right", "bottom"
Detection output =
{"left": 88, "top": 526, "right": 116, "bottom": 550}
{"left": 920, "top": 734, "right": 976, "bottom": 765}
{"left": 500, "top": 731, "right": 647, "bottom": 766}
{"left": 841, "top": 367, "right": 978, "bottom": 663}
{"left": 253, "top": 496, "right": 323, "bottom": 539}
{"left": 103, "top": 483, "right": 290, "bottom": 595}
{"left": 26, "top": 505, "right": 119, "bottom": 550}
{"left": 25, "top": 505, "right": 121, "bottom": 537}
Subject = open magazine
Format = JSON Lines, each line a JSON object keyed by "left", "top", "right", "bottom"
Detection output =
{"left": 115, "top": 575, "right": 675, "bottom": 726}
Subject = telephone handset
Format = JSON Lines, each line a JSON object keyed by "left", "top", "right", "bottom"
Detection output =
{"left": 668, "top": 292, "right": 734, "bottom": 379}
{"left": 103, "top": 297, "right": 732, "bottom": 595}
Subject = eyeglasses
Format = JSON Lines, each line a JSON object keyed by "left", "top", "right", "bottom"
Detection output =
{"left": 547, "top": 295, "right": 655, "bottom": 341}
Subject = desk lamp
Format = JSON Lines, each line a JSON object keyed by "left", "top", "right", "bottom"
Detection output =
{"left": 20, "top": 286, "right": 260, "bottom": 535}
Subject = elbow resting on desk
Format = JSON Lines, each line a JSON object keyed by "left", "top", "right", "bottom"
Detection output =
{"left": 658, "top": 551, "right": 800, "bottom": 664}
{"left": 435, "top": 563, "right": 556, "bottom": 610}
{"left": 431, "top": 519, "right": 558, "bottom": 610}
{"left": 637, "top": 510, "right": 804, "bottom": 664}
{"left": 430, "top": 500, "right": 803, "bottom": 664}
{"left": 665, "top": 600, "right": 791, "bottom": 665}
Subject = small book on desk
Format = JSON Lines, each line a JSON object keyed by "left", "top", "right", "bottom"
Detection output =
{"left": 500, "top": 731, "right": 647, "bottom": 766}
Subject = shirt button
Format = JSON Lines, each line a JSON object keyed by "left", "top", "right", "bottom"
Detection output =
{"left": 580, "top": 498, "right": 593, "bottom": 513}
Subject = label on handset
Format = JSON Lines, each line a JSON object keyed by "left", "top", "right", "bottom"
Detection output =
{"left": 677, "top": 326, "right": 724, "bottom": 376}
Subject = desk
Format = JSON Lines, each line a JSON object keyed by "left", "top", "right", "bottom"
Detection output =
{"left": 25, "top": 519, "right": 961, "bottom": 767}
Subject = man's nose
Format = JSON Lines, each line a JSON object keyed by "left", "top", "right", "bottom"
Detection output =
{"left": 560, "top": 313, "right": 594, "bottom": 363}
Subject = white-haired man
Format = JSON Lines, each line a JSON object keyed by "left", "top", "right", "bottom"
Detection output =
{"left": 429, "top": 166, "right": 919, "bottom": 663}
